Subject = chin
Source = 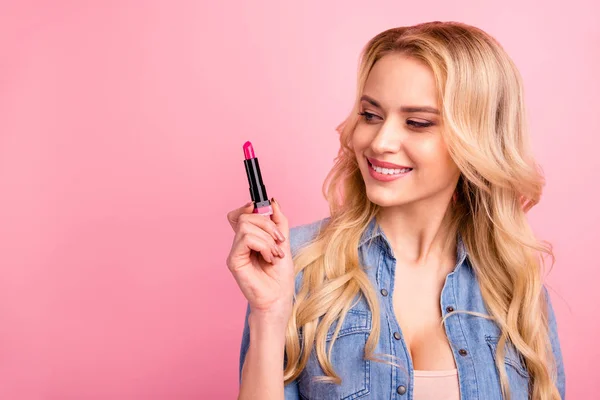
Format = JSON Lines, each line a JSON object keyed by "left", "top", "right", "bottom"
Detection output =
{"left": 365, "top": 187, "right": 408, "bottom": 208}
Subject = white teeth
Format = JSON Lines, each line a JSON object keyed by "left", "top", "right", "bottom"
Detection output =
{"left": 371, "top": 163, "right": 411, "bottom": 175}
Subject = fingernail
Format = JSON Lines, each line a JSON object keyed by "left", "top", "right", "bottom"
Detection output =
{"left": 272, "top": 246, "right": 281, "bottom": 259}
{"left": 272, "top": 246, "right": 281, "bottom": 258}
{"left": 245, "top": 201, "right": 253, "bottom": 207}
{"left": 274, "top": 228, "right": 285, "bottom": 242}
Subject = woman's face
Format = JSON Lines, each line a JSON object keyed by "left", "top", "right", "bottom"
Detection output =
{"left": 352, "top": 53, "right": 460, "bottom": 208}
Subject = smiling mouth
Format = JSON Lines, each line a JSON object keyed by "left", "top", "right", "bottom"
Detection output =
{"left": 367, "top": 159, "right": 413, "bottom": 175}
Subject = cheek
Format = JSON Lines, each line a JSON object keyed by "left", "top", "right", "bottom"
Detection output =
{"left": 412, "top": 137, "right": 453, "bottom": 166}
{"left": 351, "top": 130, "right": 373, "bottom": 163}
{"left": 417, "top": 144, "right": 459, "bottom": 183}
{"left": 351, "top": 126, "right": 371, "bottom": 149}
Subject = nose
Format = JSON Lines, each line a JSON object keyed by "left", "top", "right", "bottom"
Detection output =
{"left": 370, "top": 120, "right": 404, "bottom": 154}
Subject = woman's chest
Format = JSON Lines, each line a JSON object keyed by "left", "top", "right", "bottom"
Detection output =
{"left": 391, "top": 265, "right": 457, "bottom": 370}
{"left": 295, "top": 284, "right": 531, "bottom": 400}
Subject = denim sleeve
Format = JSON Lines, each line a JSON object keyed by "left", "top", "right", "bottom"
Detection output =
{"left": 238, "top": 302, "right": 252, "bottom": 386}
{"left": 544, "top": 285, "right": 566, "bottom": 399}
{"left": 238, "top": 302, "right": 300, "bottom": 398}
{"left": 237, "top": 220, "right": 328, "bottom": 398}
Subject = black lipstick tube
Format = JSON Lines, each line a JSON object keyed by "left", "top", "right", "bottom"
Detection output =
{"left": 244, "top": 157, "right": 273, "bottom": 216}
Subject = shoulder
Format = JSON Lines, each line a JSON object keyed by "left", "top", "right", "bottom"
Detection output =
{"left": 289, "top": 216, "right": 330, "bottom": 257}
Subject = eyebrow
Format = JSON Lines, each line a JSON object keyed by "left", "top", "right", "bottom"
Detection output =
{"left": 360, "top": 95, "right": 440, "bottom": 115}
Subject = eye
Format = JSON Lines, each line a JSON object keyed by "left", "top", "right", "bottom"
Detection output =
{"left": 358, "top": 112, "right": 435, "bottom": 129}
{"left": 407, "top": 120, "right": 434, "bottom": 128}
{"left": 358, "top": 111, "right": 379, "bottom": 123}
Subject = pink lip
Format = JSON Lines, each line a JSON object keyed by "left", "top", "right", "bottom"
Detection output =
{"left": 366, "top": 157, "right": 412, "bottom": 170}
{"left": 367, "top": 161, "right": 412, "bottom": 182}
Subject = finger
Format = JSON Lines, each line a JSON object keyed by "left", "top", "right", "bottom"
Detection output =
{"left": 270, "top": 198, "right": 289, "bottom": 243}
{"left": 236, "top": 220, "right": 285, "bottom": 258}
{"left": 227, "top": 201, "right": 255, "bottom": 229}
{"left": 237, "top": 211, "right": 286, "bottom": 243}
{"left": 238, "top": 233, "right": 277, "bottom": 264}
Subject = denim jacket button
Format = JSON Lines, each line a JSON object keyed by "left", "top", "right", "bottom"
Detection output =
{"left": 446, "top": 306, "right": 455, "bottom": 313}
{"left": 381, "top": 288, "right": 389, "bottom": 296}
{"left": 393, "top": 332, "right": 401, "bottom": 340}
{"left": 396, "top": 385, "right": 407, "bottom": 395}
{"left": 459, "top": 348, "right": 468, "bottom": 356}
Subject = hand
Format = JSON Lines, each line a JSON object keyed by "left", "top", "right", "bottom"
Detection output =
{"left": 226, "top": 199, "right": 294, "bottom": 323}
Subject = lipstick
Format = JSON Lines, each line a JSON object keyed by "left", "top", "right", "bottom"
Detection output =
{"left": 243, "top": 141, "right": 273, "bottom": 216}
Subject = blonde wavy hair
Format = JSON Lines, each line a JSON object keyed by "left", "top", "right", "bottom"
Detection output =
{"left": 283, "top": 21, "right": 560, "bottom": 400}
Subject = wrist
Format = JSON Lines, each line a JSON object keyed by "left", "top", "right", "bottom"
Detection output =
{"left": 248, "top": 309, "right": 290, "bottom": 341}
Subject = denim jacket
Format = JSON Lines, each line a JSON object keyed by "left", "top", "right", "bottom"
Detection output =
{"left": 239, "top": 217, "right": 566, "bottom": 399}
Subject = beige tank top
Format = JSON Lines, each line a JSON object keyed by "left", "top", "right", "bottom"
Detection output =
{"left": 413, "top": 369, "right": 460, "bottom": 400}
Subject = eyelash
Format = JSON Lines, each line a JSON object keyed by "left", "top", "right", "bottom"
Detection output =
{"left": 357, "top": 111, "right": 434, "bottom": 128}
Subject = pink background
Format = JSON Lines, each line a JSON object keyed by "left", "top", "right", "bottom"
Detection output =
{"left": 0, "top": 1, "right": 598, "bottom": 399}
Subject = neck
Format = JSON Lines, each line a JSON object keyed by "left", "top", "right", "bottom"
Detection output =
{"left": 376, "top": 192, "right": 457, "bottom": 267}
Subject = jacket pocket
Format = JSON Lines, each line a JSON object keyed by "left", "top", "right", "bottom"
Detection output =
{"left": 485, "top": 335, "right": 531, "bottom": 400}
{"left": 298, "top": 309, "right": 372, "bottom": 400}
{"left": 485, "top": 335, "right": 529, "bottom": 378}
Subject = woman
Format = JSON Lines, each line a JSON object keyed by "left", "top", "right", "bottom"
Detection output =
{"left": 227, "top": 21, "right": 565, "bottom": 400}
